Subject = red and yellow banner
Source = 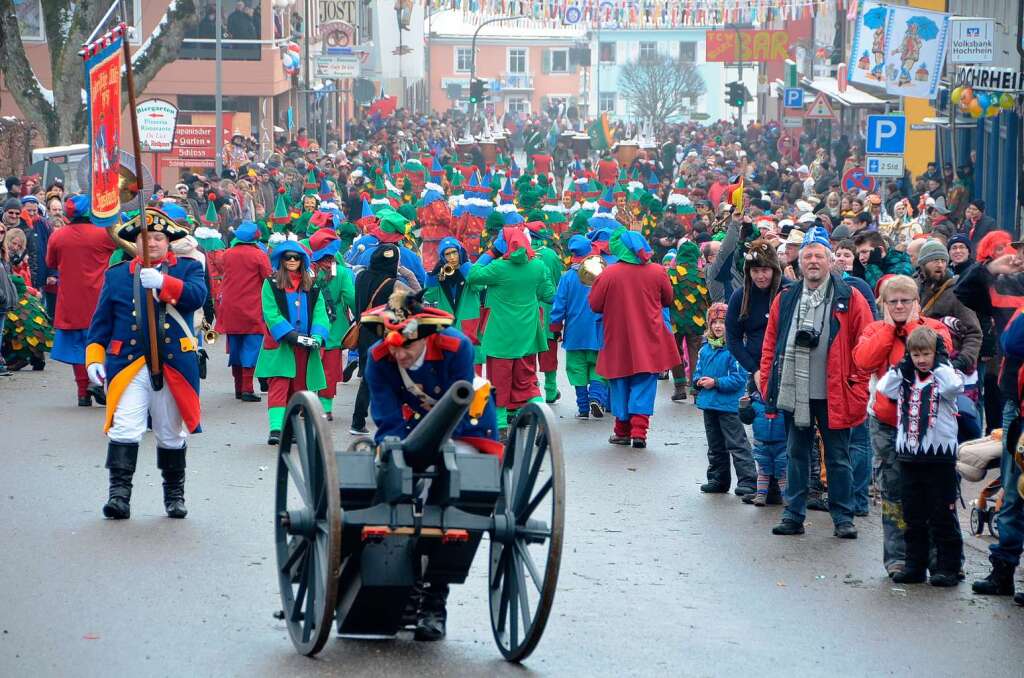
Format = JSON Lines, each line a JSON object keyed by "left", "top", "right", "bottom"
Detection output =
{"left": 84, "top": 27, "right": 124, "bottom": 226}
{"left": 706, "top": 30, "right": 790, "bottom": 63}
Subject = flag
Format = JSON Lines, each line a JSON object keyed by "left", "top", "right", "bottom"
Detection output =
{"left": 727, "top": 177, "right": 744, "bottom": 212}
{"left": 83, "top": 25, "right": 125, "bottom": 227}
{"left": 369, "top": 94, "right": 398, "bottom": 119}
{"left": 587, "top": 112, "right": 613, "bottom": 151}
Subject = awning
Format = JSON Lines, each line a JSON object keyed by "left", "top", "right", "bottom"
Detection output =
{"left": 803, "top": 77, "right": 892, "bottom": 108}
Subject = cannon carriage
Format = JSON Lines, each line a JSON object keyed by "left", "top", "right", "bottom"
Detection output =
{"left": 273, "top": 380, "right": 565, "bottom": 662}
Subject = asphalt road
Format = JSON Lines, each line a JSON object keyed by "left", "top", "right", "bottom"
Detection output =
{"left": 2, "top": 358, "right": 1024, "bottom": 678}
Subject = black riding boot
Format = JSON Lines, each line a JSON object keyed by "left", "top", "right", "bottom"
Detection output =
{"left": 157, "top": 446, "right": 188, "bottom": 519}
{"left": 102, "top": 442, "right": 138, "bottom": 519}
{"left": 414, "top": 581, "right": 449, "bottom": 641}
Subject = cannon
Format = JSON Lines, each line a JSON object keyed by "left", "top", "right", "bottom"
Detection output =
{"left": 273, "top": 381, "right": 565, "bottom": 662}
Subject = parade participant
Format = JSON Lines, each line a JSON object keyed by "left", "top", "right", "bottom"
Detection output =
{"left": 760, "top": 227, "right": 873, "bottom": 539}
{"left": 216, "top": 220, "right": 272, "bottom": 401}
{"left": 423, "top": 237, "right": 481, "bottom": 358}
{"left": 309, "top": 228, "right": 356, "bottom": 419}
{"left": 875, "top": 326, "right": 964, "bottom": 586}
{"left": 86, "top": 207, "right": 208, "bottom": 519}
{"left": 361, "top": 288, "right": 500, "bottom": 641}
{"left": 467, "top": 227, "right": 554, "bottom": 432}
{"left": 45, "top": 195, "right": 117, "bottom": 405}
{"left": 550, "top": 235, "right": 608, "bottom": 418}
{"left": 1, "top": 230, "right": 52, "bottom": 371}
{"left": 528, "top": 221, "right": 565, "bottom": 404}
{"left": 666, "top": 240, "right": 710, "bottom": 402}
{"left": 256, "top": 241, "right": 330, "bottom": 445}
{"left": 693, "top": 302, "right": 756, "bottom": 495}
{"left": 589, "top": 228, "right": 680, "bottom": 448}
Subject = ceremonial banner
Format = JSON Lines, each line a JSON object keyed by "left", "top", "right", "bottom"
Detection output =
{"left": 847, "top": 0, "right": 889, "bottom": 88}
{"left": 883, "top": 6, "right": 950, "bottom": 99}
{"left": 84, "top": 30, "right": 124, "bottom": 226}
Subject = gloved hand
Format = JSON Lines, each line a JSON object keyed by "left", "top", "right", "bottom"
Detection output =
{"left": 87, "top": 362, "right": 106, "bottom": 386}
{"left": 282, "top": 331, "right": 300, "bottom": 345}
{"left": 139, "top": 267, "right": 164, "bottom": 290}
{"left": 295, "top": 334, "right": 321, "bottom": 349}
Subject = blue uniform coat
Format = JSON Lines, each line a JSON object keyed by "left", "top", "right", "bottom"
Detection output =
{"left": 549, "top": 266, "right": 603, "bottom": 351}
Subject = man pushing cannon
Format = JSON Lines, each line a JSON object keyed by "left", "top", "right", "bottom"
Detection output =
{"left": 361, "top": 288, "right": 501, "bottom": 641}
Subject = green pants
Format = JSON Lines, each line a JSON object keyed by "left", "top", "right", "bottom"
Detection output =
{"left": 565, "top": 350, "right": 606, "bottom": 387}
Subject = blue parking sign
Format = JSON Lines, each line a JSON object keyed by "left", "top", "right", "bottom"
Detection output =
{"left": 866, "top": 115, "right": 906, "bottom": 155}
{"left": 783, "top": 88, "right": 804, "bottom": 109}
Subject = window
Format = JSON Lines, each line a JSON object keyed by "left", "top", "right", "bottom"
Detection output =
{"left": 599, "top": 42, "right": 616, "bottom": 63}
{"left": 599, "top": 93, "right": 616, "bottom": 113}
{"left": 689, "top": 95, "right": 699, "bottom": 107}
{"left": 508, "top": 48, "right": 527, "bottom": 74}
{"left": 679, "top": 42, "right": 696, "bottom": 63}
{"left": 548, "top": 49, "right": 569, "bottom": 74}
{"left": 15, "top": 0, "right": 42, "bottom": 40}
{"left": 506, "top": 97, "right": 530, "bottom": 115}
{"left": 639, "top": 41, "right": 657, "bottom": 62}
{"left": 455, "top": 47, "right": 472, "bottom": 73}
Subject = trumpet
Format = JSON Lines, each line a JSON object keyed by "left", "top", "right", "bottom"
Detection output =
{"left": 200, "top": 320, "right": 218, "bottom": 345}
{"left": 438, "top": 263, "right": 457, "bottom": 281}
{"left": 577, "top": 254, "right": 607, "bottom": 287}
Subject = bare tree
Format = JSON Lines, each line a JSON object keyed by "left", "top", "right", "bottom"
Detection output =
{"left": 618, "top": 54, "right": 707, "bottom": 124}
{"left": 0, "top": 0, "right": 200, "bottom": 145}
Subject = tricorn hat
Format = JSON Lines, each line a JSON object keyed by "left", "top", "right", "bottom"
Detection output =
{"left": 117, "top": 206, "right": 191, "bottom": 242}
{"left": 361, "top": 288, "right": 454, "bottom": 346}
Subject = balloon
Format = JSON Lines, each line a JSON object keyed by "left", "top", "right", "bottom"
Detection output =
{"left": 987, "top": 105, "right": 1000, "bottom": 117}
{"left": 969, "top": 100, "right": 983, "bottom": 118}
{"left": 977, "top": 93, "right": 992, "bottom": 110}
{"left": 951, "top": 87, "right": 963, "bottom": 104}
{"left": 1000, "top": 93, "right": 1015, "bottom": 109}
{"left": 961, "top": 87, "right": 974, "bottom": 104}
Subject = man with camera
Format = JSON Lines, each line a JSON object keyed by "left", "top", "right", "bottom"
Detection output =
{"left": 757, "top": 227, "right": 873, "bottom": 538}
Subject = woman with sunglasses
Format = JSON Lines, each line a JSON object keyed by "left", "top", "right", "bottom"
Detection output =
{"left": 255, "top": 241, "right": 330, "bottom": 445}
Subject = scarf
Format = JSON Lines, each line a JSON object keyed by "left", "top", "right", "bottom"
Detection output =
{"left": 777, "top": 277, "right": 832, "bottom": 428}
{"left": 706, "top": 334, "right": 726, "bottom": 349}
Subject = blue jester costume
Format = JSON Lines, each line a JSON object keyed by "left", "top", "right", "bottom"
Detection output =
{"left": 86, "top": 207, "right": 208, "bottom": 520}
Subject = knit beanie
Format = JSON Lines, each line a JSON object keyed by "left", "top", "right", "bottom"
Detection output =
{"left": 917, "top": 238, "right": 950, "bottom": 267}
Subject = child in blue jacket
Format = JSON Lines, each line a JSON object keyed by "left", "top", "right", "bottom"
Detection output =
{"left": 743, "top": 394, "right": 788, "bottom": 506}
{"left": 693, "top": 302, "right": 757, "bottom": 495}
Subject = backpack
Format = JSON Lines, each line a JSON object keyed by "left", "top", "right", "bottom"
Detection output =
{"left": 0, "top": 262, "right": 19, "bottom": 312}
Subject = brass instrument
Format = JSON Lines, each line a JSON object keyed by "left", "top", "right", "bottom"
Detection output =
{"left": 438, "top": 263, "right": 457, "bottom": 281}
{"left": 201, "top": 320, "right": 218, "bottom": 345}
{"left": 577, "top": 254, "right": 607, "bottom": 286}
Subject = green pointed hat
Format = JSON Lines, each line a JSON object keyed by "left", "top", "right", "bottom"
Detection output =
{"left": 201, "top": 195, "right": 218, "bottom": 227}
{"left": 272, "top": 188, "right": 290, "bottom": 224}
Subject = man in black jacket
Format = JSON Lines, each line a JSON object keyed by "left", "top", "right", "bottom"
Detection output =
{"left": 960, "top": 199, "right": 998, "bottom": 247}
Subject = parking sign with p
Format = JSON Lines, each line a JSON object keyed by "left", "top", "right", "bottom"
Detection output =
{"left": 865, "top": 115, "right": 906, "bottom": 155}
{"left": 783, "top": 88, "right": 804, "bottom": 109}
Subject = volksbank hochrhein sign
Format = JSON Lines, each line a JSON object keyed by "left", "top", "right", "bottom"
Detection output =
{"left": 949, "top": 18, "right": 995, "bottom": 64}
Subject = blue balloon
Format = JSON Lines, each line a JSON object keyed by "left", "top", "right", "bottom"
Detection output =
{"left": 977, "top": 93, "right": 992, "bottom": 110}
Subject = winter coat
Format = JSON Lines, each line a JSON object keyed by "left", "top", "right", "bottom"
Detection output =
{"left": 877, "top": 363, "right": 962, "bottom": 462}
{"left": 962, "top": 214, "right": 998, "bottom": 247}
{"left": 314, "top": 258, "right": 357, "bottom": 350}
{"left": 725, "top": 283, "right": 772, "bottom": 374}
{"left": 215, "top": 242, "right": 273, "bottom": 335}
{"left": 917, "top": 272, "right": 981, "bottom": 372}
{"left": 550, "top": 266, "right": 603, "bottom": 352}
{"left": 44, "top": 222, "right": 118, "bottom": 330}
{"left": 534, "top": 244, "right": 564, "bottom": 341}
{"left": 759, "top": 273, "right": 873, "bottom": 430}
{"left": 750, "top": 394, "right": 786, "bottom": 444}
{"left": 852, "top": 317, "right": 953, "bottom": 427}
{"left": 254, "top": 279, "right": 330, "bottom": 388}
{"left": 693, "top": 341, "right": 748, "bottom": 413}
{"left": 466, "top": 248, "right": 554, "bottom": 359}
{"left": 589, "top": 260, "right": 680, "bottom": 379}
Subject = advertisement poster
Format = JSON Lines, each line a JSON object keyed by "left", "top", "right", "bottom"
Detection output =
{"left": 847, "top": 0, "right": 889, "bottom": 88}
{"left": 137, "top": 99, "right": 179, "bottom": 153}
{"left": 883, "top": 6, "right": 951, "bottom": 99}
{"left": 85, "top": 34, "right": 123, "bottom": 227}
{"left": 705, "top": 30, "right": 789, "bottom": 63}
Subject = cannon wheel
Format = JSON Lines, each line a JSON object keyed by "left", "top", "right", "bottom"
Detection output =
{"left": 274, "top": 391, "right": 341, "bottom": 656}
{"left": 488, "top": 402, "right": 565, "bottom": 662}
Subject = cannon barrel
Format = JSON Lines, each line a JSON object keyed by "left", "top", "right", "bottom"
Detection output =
{"left": 401, "top": 379, "right": 475, "bottom": 468}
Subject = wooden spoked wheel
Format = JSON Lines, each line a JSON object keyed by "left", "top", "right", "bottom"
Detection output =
{"left": 274, "top": 391, "right": 341, "bottom": 656}
{"left": 488, "top": 402, "right": 565, "bottom": 662}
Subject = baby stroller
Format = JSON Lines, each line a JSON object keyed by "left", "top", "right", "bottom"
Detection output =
{"left": 957, "top": 432, "right": 1004, "bottom": 538}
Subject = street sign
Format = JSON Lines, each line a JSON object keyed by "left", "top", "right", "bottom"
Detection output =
{"left": 313, "top": 54, "right": 360, "bottom": 79}
{"left": 866, "top": 155, "right": 905, "bottom": 178}
{"left": 805, "top": 92, "right": 835, "bottom": 119}
{"left": 783, "top": 87, "right": 804, "bottom": 109}
{"left": 865, "top": 115, "right": 906, "bottom": 155}
{"left": 782, "top": 116, "right": 803, "bottom": 128}
{"left": 950, "top": 18, "right": 995, "bottom": 64}
{"left": 842, "top": 167, "right": 877, "bottom": 193}
{"left": 136, "top": 98, "right": 178, "bottom": 152}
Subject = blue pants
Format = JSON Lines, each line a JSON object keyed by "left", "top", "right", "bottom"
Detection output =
{"left": 782, "top": 400, "right": 854, "bottom": 528}
{"left": 226, "top": 334, "right": 262, "bottom": 368}
{"left": 608, "top": 373, "right": 657, "bottom": 421}
{"left": 753, "top": 440, "right": 787, "bottom": 477}
{"left": 991, "top": 400, "right": 1024, "bottom": 567}
{"left": 574, "top": 382, "right": 610, "bottom": 414}
{"left": 850, "top": 422, "right": 871, "bottom": 514}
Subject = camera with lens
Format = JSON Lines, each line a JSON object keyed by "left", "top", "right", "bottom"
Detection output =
{"left": 794, "top": 328, "right": 821, "bottom": 349}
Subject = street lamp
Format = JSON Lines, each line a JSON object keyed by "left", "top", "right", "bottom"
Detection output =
{"left": 469, "top": 15, "right": 525, "bottom": 119}
{"left": 724, "top": 22, "right": 753, "bottom": 126}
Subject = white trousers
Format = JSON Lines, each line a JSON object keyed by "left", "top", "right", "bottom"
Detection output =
{"left": 108, "top": 367, "right": 188, "bottom": 449}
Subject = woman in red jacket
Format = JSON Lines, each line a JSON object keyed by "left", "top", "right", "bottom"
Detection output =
{"left": 852, "top": 274, "right": 952, "bottom": 577}
{"left": 215, "top": 220, "right": 272, "bottom": 401}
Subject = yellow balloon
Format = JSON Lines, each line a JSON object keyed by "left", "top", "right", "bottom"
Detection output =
{"left": 969, "top": 101, "right": 983, "bottom": 118}
{"left": 1000, "top": 93, "right": 1015, "bottom": 109}
{"left": 951, "top": 86, "right": 963, "bottom": 104}
{"left": 987, "top": 105, "right": 1000, "bottom": 117}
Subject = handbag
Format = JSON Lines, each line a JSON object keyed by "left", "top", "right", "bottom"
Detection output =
{"left": 341, "top": 278, "right": 392, "bottom": 350}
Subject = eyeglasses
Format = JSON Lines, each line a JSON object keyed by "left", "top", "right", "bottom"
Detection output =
{"left": 885, "top": 298, "right": 916, "bottom": 307}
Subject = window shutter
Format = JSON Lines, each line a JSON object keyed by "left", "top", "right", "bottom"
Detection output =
{"left": 542, "top": 49, "right": 551, "bottom": 74}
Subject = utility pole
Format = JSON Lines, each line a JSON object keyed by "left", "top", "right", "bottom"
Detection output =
{"left": 215, "top": 0, "right": 223, "bottom": 176}
{"left": 725, "top": 22, "right": 752, "bottom": 127}
{"left": 469, "top": 15, "right": 525, "bottom": 119}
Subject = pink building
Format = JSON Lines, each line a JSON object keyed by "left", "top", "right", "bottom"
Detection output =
{"left": 427, "top": 11, "right": 587, "bottom": 118}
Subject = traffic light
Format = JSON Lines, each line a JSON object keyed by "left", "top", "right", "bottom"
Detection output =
{"left": 469, "top": 78, "right": 489, "bottom": 105}
{"left": 725, "top": 81, "right": 747, "bottom": 108}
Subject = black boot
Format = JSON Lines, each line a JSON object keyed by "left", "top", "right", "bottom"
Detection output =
{"left": 157, "top": 446, "right": 188, "bottom": 519}
{"left": 102, "top": 442, "right": 138, "bottom": 519}
{"left": 414, "top": 581, "right": 449, "bottom": 641}
{"left": 972, "top": 558, "right": 1016, "bottom": 596}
